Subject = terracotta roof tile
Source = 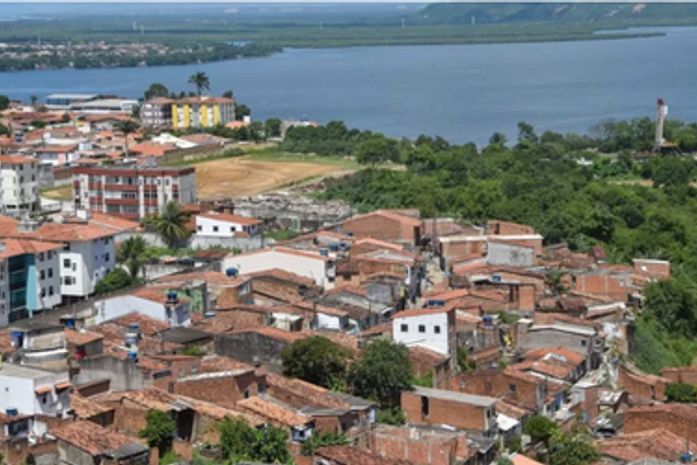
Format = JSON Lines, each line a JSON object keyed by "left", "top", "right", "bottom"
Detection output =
{"left": 237, "top": 395, "right": 311, "bottom": 427}
{"left": 52, "top": 420, "right": 145, "bottom": 457}
{"left": 197, "top": 211, "right": 262, "bottom": 226}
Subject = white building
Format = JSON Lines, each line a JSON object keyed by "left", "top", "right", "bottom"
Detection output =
{"left": 92, "top": 287, "right": 191, "bottom": 327}
{"left": 72, "top": 166, "right": 197, "bottom": 220}
{"left": 222, "top": 246, "right": 336, "bottom": 289}
{"left": 392, "top": 307, "right": 456, "bottom": 356}
{"left": 26, "top": 212, "right": 138, "bottom": 299}
{"left": 0, "top": 156, "right": 39, "bottom": 217}
{"left": 0, "top": 237, "right": 62, "bottom": 325}
{"left": 195, "top": 211, "right": 262, "bottom": 237}
{"left": 0, "top": 364, "right": 71, "bottom": 418}
{"left": 69, "top": 98, "right": 138, "bottom": 114}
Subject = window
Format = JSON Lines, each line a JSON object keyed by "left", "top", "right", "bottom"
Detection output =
{"left": 63, "top": 277, "right": 73, "bottom": 286}
{"left": 63, "top": 258, "right": 70, "bottom": 268}
{"left": 39, "top": 252, "right": 44, "bottom": 262}
{"left": 418, "top": 324, "right": 426, "bottom": 333}
{"left": 258, "top": 383, "right": 266, "bottom": 394}
{"left": 230, "top": 226, "right": 236, "bottom": 232}
{"left": 197, "top": 225, "right": 202, "bottom": 232}
{"left": 40, "top": 289, "right": 46, "bottom": 298}
{"left": 509, "top": 384, "right": 517, "bottom": 394}
{"left": 40, "top": 270, "right": 45, "bottom": 280}
{"left": 400, "top": 324, "right": 408, "bottom": 332}
{"left": 104, "top": 253, "right": 110, "bottom": 262}
{"left": 47, "top": 251, "right": 52, "bottom": 259}
{"left": 243, "top": 390, "right": 250, "bottom": 399}
{"left": 49, "top": 287, "right": 53, "bottom": 296}
{"left": 434, "top": 325, "right": 441, "bottom": 334}
{"left": 212, "top": 226, "right": 219, "bottom": 232}
{"left": 421, "top": 396, "right": 429, "bottom": 417}
{"left": 48, "top": 268, "right": 53, "bottom": 278}
{"left": 581, "top": 340, "right": 587, "bottom": 347}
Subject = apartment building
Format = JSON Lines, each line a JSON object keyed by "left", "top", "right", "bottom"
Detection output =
{"left": 72, "top": 166, "right": 196, "bottom": 220}
{"left": 141, "top": 95, "right": 236, "bottom": 129}
{"left": 171, "top": 96, "right": 235, "bottom": 129}
{"left": 0, "top": 238, "right": 62, "bottom": 325}
{"left": 0, "top": 156, "right": 39, "bottom": 217}
{"left": 140, "top": 97, "right": 173, "bottom": 128}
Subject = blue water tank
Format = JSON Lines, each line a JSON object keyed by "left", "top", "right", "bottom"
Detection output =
{"left": 226, "top": 268, "right": 239, "bottom": 277}
{"left": 64, "top": 318, "right": 76, "bottom": 329}
{"left": 483, "top": 315, "right": 493, "bottom": 327}
{"left": 492, "top": 274, "right": 502, "bottom": 283}
{"left": 167, "top": 291, "right": 178, "bottom": 302}
{"left": 319, "top": 248, "right": 329, "bottom": 257}
{"left": 129, "top": 323, "right": 140, "bottom": 332}
{"left": 329, "top": 243, "right": 339, "bottom": 252}
{"left": 5, "top": 408, "right": 18, "bottom": 417}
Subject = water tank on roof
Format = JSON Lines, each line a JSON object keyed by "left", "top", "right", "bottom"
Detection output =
{"left": 492, "top": 274, "right": 502, "bottom": 283}
{"left": 329, "top": 243, "right": 339, "bottom": 252}
{"left": 426, "top": 299, "right": 445, "bottom": 307}
{"left": 167, "top": 291, "right": 178, "bottom": 302}
{"left": 226, "top": 267, "right": 239, "bottom": 277}
{"left": 64, "top": 318, "right": 75, "bottom": 329}
{"left": 319, "top": 248, "right": 329, "bottom": 257}
{"left": 5, "top": 408, "right": 18, "bottom": 417}
{"left": 483, "top": 315, "right": 494, "bottom": 327}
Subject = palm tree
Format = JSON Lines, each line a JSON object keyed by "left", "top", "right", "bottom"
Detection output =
{"left": 117, "top": 236, "right": 147, "bottom": 280}
{"left": 114, "top": 119, "right": 140, "bottom": 157}
{"left": 188, "top": 71, "right": 210, "bottom": 96}
{"left": 153, "top": 202, "right": 190, "bottom": 249}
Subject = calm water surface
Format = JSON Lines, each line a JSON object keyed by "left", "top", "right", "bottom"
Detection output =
{"left": 2, "top": 27, "right": 697, "bottom": 144}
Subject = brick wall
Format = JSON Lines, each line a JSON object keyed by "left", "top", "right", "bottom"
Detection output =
{"left": 573, "top": 274, "right": 631, "bottom": 301}
{"left": 618, "top": 366, "right": 666, "bottom": 401}
{"left": 624, "top": 406, "right": 697, "bottom": 444}
{"left": 450, "top": 370, "right": 541, "bottom": 412}
{"left": 661, "top": 367, "right": 697, "bottom": 386}
{"left": 487, "top": 220, "right": 536, "bottom": 236}
{"left": 173, "top": 371, "right": 262, "bottom": 407}
{"left": 342, "top": 215, "right": 420, "bottom": 245}
{"left": 369, "top": 428, "right": 458, "bottom": 465}
{"left": 401, "top": 391, "right": 489, "bottom": 432}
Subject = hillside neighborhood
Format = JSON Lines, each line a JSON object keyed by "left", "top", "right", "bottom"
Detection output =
{"left": 0, "top": 92, "right": 692, "bottom": 465}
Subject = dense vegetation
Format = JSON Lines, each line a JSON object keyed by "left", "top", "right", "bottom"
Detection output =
{"left": 279, "top": 118, "right": 697, "bottom": 373}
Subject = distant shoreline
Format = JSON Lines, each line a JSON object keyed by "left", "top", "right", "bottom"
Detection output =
{"left": 0, "top": 29, "right": 664, "bottom": 74}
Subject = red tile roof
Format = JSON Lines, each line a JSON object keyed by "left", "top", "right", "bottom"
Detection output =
{"left": 315, "top": 445, "right": 412, "bottom": 465}
{"left": 52, "top": 420, "right": 142, "bottom": 457}
{"left": 597, "top": 428, "right": 689, "bottom": 462}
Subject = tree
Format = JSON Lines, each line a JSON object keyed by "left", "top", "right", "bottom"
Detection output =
{"left": 348, "top": 339, "right": 413, "bottom": 408}
{"left": 188, "top": 71, "right": 210, "bottom": 96}
{"left": 488, "top": 132, "right": 508, "bottom": 148}
{"left": 523, "top": 415, "right": 558, "bottom": 447}
{"left": 139, "top": 409, "right": 176, "bottom": 455}
{"left": 548, "top": 431, "right": 599, "bottom": 465}
{"left": 235, "top": 104, "right": 251, "bottom": 121}
{"left": 219, "top": 417, "right": 257, "bottom": 462}
{"left": 643, "top": 277, "right": 697, "bottom": 338}
{"left": 222, "top": 90, "right": 234, "bottom": 99}
{"left": 265, "top": 118, "right": 282, "bottom": 138}
{"left": 95, "top": 268, "right": 134, "bottom": 295}
{"left": 250, "top": 425, "right": 292, "bottom": 464}
{"left": 301, "top": 431, "right": 349, "bottom": 456}
{"left": 666, "top": 382, "right": 697, "bottom": 402}
{"left": 248, "top": 121, "right": 264, "bottom": 143}
{"left": 144, "top": 82, "right": 169, "bottom": 100}
{"left": 355, "top": 135, "right": 400, "bottom": 165}
{"left": 456, "top": 346, "right": 475, "bottom": 373}
{"left": 517, "top": 121, "right": 538, "bottom": 145}
{"left": 0, "top": 123, "right": 9, "bottom": 137}
{"left": 0, "top": 95, "right": 9, "bottom": 111}
{"left": 152, "top": 202, "right": 190, "bottom": 248}
{"left": 219, "top": 418, "right": 291, "bottom": 465}
{"left": 281, "top": 335, "right": 349, "bottom": 389}
{"left": 114, "top": 120, "right": 140, "bottom": 157}
{"left": 117, "top": 236, "right": 147, "bottom": 279}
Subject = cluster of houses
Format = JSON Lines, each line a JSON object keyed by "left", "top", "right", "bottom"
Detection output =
{"left": 0, "top": 94, "right": 690, "bottom": 465}
{"left": 0, "top": 200, "right": 688, "bottom": 465}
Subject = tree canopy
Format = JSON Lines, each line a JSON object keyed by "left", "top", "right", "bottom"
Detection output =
{"left": 139, "top": 409, "right": 176, "bottom": 455}
{"left": 348, "top": 339, "right": 413, "bottom": 408}
{"left": 188, "top": 71, "right": 210, "bottom": 96}
{"left": 144, "top": 82, "right": 169, "bottom": 100}
{"left": 281, "top": 335, "right": 350, "bottom": 389}
{"left": 218, "top": 417, "right": 291, "bottom": 464}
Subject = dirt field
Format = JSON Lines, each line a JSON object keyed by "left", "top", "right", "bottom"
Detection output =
{"left": 40, "top": 184, "right": 72, "bottom": 201}
{"left": 195, "top": 156, "right": 352, "bottom": 200}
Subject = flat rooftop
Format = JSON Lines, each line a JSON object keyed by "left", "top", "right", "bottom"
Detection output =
{"left": 413, "top": 386, "right": 496, "bottom": 407}
{"left": 0, "top": 363, "right": 63, "bottom": 380}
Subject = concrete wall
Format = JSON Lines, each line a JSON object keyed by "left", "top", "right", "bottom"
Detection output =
{"left": 393, "top": 313, "right": 450, "bottom": 356}
{"left": 401, "top": 391, "right": 494, "bottom": 434}
{"left": 75, "top": 355, "right": 154, "bottom": 391}
{"left": 486, "top": 242, "right": 535, "bottom": 267}
{"left": 223, "top": 250, "right": 333, "bottom": 289}
{"left": 215, "top": 332, "right": 290, "bottom": 372}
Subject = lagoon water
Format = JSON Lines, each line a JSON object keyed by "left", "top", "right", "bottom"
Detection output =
{"left": 2, "top": 27, "right": 697, "bottom": 144}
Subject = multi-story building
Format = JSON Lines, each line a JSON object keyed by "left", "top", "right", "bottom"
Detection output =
{"left": 0, "top": 238, "right": 62, "bottom": 325}
{"left": 72, "top": 166, "right": 197, "bottom": 220}
{"left": 140, "top": 97, "right": 174, "bottom": 128}
{"left": 140, "top": 95, "right": 236, "bottom": 129}
{"left": 0, "top": 156, "right": 39, "bottom": 217}
{"left": 171, "top": 96, "right": 235, "bottom": 130}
